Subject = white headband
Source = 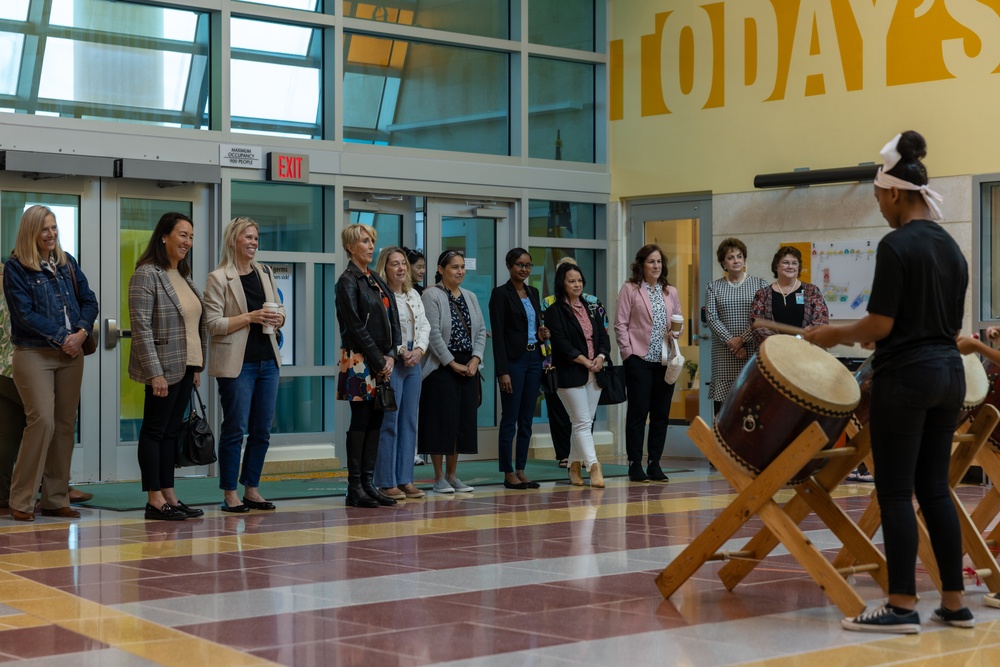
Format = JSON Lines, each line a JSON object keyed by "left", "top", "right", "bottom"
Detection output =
{"left": 875, "top": 134, "right": 943, "bottom": 221}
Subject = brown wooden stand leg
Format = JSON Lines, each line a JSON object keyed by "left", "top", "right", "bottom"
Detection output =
{"left": 655, "top": 419, "right": 830, "bottom": 600}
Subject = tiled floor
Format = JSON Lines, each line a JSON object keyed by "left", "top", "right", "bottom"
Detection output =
{"left": 0, "top": 464, "right": 999, "bottom": 666}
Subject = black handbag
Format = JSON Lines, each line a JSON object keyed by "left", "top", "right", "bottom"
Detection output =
{"left": 176, "top": 387, "right": 217, "bottom": 467}
{"left": 375, "top": 378, "right": 398, "bottom": 412}
{"left": 541, "top": 362, "right": 559, "bottom": 394}
{"left": 596, "top": 358, "right": 627, "bottom": 405}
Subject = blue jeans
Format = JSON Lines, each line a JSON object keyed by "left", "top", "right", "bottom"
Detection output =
{"left": 217, "top": 360, "right": 280, "bottom": 491}
{"left": 376, "top": 362, "right": 421, "bottom": 487}
{"left": 498, "top": 349, "right": 543, "bottom": 473}
{"left": 870, "top": 355, "right": 965, "bottom": 596}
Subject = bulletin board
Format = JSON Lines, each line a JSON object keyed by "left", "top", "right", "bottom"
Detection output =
{"left": 812, "top": 241, "right": 878, "bottom": 319}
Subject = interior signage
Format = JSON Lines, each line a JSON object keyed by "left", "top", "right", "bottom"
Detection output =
{"left": 267, "top": 152, "right": 309, "bottom": 183}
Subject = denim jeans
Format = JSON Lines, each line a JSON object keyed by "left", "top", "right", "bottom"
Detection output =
{"left": 870, "top": 355, "right": 965, "bottom": 596}
{"left": 217, "top": 359, "right": 280, "bottom": 491}
{"left": 375, "top": 361, "right": 421, "bottom": 487}
{"left": 497, "top": 349, "right": 543, "bottom": 472}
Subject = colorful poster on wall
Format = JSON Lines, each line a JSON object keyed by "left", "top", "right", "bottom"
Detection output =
{"left": 268, "top": 263, "right": 294, "bottom": 365}
{"left": 811, "top": 241, "right": 877, "bottom": 320}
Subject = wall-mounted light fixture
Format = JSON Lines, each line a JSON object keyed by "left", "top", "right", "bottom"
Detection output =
{"left": 754, "top": 164, "right": 878, "bottom": 189}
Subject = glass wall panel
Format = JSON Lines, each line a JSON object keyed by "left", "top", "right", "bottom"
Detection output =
{"left": 319, "top": 264, "right": 338, "bottom": 365}
{"left": 274, "top": 376, "right": 324, "bottom": 433}
{"left": 0, "top": 193, "right": 80, "bottom": 261}
{"left": 528, "top": 57, "right": 595, "bottom": 163}
{"left": 529, "top": 0, "right": 595, "bottom": 51}
{"left": 231, "top": 182, "right": 327, "bottom": 253}
{"left": 350, "top": 211, "right": 402, "bottom": 262}
{"left": 0, "top": 1, "right": 29, "bottom": 21}
{"left": 343, "top": 0, "right": 508, "bottom": 39}
{"left": 982, "top": 183, "right": 1000, "bottom": 320}
{"left": 0, "top": 33, "right": 24, "bottom": 95}
{"left": 1, "top": 0, "right": 210, "bottom": 128}
{"left": 344, "top": 34, "right": 509, "bottom": 155}
{"left": 527, "top": 199, "right": 600, "bottom": 240}
{"left": 231, "top": 17, "right": 322, "bottom": 138}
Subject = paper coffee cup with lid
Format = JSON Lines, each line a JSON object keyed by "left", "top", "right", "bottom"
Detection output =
{"left": 262, "top": 302, "right": 280, "bottom": 335}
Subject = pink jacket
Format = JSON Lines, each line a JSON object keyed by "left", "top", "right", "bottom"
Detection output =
{"left": 615, "top": 281, "right": 683, "bottom": 360}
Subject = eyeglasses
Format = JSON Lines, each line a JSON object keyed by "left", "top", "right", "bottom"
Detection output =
{"left": 513, "top": 262, "right": 533, "bottom": 270}
{"left": 779, "top": 260, "right": 800, "bottom": 268}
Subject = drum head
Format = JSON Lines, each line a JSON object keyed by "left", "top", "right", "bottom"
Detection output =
{"left": 963, "top": 353, "right": 989, "bottom": 408}
{"left": 758, "top": 335, "right": 860, "bottom": 414}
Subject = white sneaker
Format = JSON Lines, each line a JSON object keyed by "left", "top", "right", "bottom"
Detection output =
{"left": 432, "top": 478, "right": 454, "bottom": 494}
{"left": 414, "top": 456, "right": 425, "bottom": 466}
{"left": 985, "top": 592, "right": 1000, "bottom": 609}
{"left": 841, "top": 604, "right": 920, "bottom": 634}
{"left": 447, "top": 477, "right": 474, "bottom": 493}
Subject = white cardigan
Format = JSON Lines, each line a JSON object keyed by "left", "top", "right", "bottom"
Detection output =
{"left": 393, "top": 287, "right": 430, "bottom": 357}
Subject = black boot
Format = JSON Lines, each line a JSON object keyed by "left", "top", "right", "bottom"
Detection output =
{"left": 647, "top": 460, "right": 669, "bottom": 482}
{"left": 362, "top": 430, "right": 397, "bottom": 506}
{"left": 628, "top": 460, "right": 649, "bottom": 482}
{"left": 345, "top": 431, "right": 378, "bottom": 508}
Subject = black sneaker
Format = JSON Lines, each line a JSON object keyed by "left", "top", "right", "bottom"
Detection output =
{"left": 841, "top": 604, "right": 920, "bottom": 634}
{"left": 931, "top": 606, "right": 974, "bottom": 628}
{"left": 144, "top": 503, "right": 187, "bottom": 521}
{"left": 628, "top": 461, "right": 649, "bottom": 482}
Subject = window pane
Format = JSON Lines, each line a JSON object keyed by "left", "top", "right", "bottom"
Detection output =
{"left": 527, "top": 199, "right": 601, "bottom": 240}
{"left": 529, "top": 57, "right": 594, "bottom": 163}
{"left": 231, "top": 18, "right": 321, "bottom": 138}
{"left": 350, "top": 211, "right": 402, "bottom": 262}
{"left": 231, "top": 182, "right": 327, "bottom": 253}
{"left": 344, "top": 34, "right": 509, "bottom": 155}
{"left": 0, "top": 32, "right": 24, "bottom": 95}
{"left": 0, "top": 193, "right": 80, "bottom": 262}
{"left": 319, "top": 265, "right": 338, "bottom": 365}
{"left": 983, "top": 184, "right": 1000, "bottom": 319}
{"left": 238, "top": 0, "right": 319, "bottom": 10}
{"left": 529, "top": 0, "right": 595, "bottom": 51}
{"left": 0, "top": 1, "right": 28, "bottom": 21}
{"left": 343, "top": 0, "right": 509, "bottom": 39}
{"left": 3, "top": 0, "right": 210, "bottom": 127}
{"left": 273, "top": 376, "right": 325, "bottom": 433}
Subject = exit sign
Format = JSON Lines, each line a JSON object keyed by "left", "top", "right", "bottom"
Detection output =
{"left": 267, "top": 152, "right": 309, "bottom": 183}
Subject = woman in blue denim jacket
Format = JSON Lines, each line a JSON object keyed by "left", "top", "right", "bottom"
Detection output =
{"left": 1, "top": 205, "right": 98, "bottom": 522}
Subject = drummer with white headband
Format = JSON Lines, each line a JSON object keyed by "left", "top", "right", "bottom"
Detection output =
{"left": 805, "top": 131, "right": 974, "bottom": 634}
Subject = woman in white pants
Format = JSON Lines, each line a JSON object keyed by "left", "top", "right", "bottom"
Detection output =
{"left": 542, "top": 262, "right": 610, "bottom": 488}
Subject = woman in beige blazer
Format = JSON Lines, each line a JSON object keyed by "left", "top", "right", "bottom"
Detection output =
{"left": 128, "top": 212, "right": 208, "bottom": 521}
{"left": 204, "top": 217, "right": 285, "bottom": 513}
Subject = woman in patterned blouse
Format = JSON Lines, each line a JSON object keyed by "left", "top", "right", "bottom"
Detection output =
{"left": 749, "top": 246, "right": 829, "bottom": 348}
{"left": 704, "top": 238, "right": 768, "bottom": 415}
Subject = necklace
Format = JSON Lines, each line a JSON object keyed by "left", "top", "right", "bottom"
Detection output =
{"left": 775, "top": 280, "right": 800, "bottom": 306}
{"left": 727, "top": 273, "right": 745, "bottom": 287}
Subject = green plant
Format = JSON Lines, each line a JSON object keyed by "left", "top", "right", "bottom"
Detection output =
{"left": 683, "top": 360, "right": 698, "bottom": 378}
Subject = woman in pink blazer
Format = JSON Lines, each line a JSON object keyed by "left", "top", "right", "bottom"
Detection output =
{"left": 614, "top": 244, "right": 683, "bottom": 483}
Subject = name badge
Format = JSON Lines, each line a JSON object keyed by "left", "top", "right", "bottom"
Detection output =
{"left": 795, "top": 293, "right": 805, "bottom": 305}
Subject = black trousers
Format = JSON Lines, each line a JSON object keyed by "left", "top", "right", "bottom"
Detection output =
{"left": 137, "top": 367, "right": 195, "bottom": 492}
{"left": 623, "top": 355, "right": 675, "bottom": 464}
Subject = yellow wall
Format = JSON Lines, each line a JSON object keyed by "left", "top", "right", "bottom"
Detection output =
{"left": 611, "top": 0, "right": 1000, "bottom": 197}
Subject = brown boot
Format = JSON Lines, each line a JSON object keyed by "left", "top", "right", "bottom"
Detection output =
{"left": 568, "top": 461, "right": 584, "bottom": 486}
{"left": 589, "top": 462, "right": 605, "bottom": 488}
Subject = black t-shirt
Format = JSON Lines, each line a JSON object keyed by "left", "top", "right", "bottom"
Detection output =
{"left": 240, "top": 270, "right": 273, "bottom": 364}
{"left": 771, "top": 285, "right": 805, "bottom": 329}
{"left": 868, "top": 219, "right": 967, "bottom": 372}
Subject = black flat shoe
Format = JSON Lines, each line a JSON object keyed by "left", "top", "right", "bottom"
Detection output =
{"left": 145, "top": 503, "right": 186, "bottom": 521}
{"left": 170, "top": 501, "right": 204, "bottom": 518}
{"left": 525, "top": 481, "right": 541, "bottom": 489}
{"left": 220, "top": 502, "right": 250, "bottom": 513}
{"left": 243, "top": 497, "right": 276, "bottom": 511}
{"left": 504, "top": 480, "right": 530, "bottom": 490}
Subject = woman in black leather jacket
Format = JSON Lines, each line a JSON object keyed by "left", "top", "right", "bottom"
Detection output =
{"left": 335, "top": 223, "right": 401, "bottom": 508}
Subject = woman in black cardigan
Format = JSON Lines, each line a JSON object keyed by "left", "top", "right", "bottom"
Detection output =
{"left": 489, "top": 248, "right": 550, "bottom": 490}
{"left": 544, "top": 262, "right": 610, "bottom": 488}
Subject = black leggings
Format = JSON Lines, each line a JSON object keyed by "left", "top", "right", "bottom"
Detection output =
{"left": 348, "top": 400, "right": 384, "bottom": 433}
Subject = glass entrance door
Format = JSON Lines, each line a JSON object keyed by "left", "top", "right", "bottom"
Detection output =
{"left": 628, "top": 198, "right": 714, "bottom": 442}
{"left": 99, "top": 180, "right": 212, "bottom": 482}
{"left": 425, "top": 199, "right": 510, "bottom": 460}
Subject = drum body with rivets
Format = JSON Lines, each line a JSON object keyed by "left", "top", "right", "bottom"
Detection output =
{"left": 714, "top": 335, "right": 860, "bottom": 485}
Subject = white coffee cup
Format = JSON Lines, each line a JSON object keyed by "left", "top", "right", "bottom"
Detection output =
{"left": 262, "top": 302, "right": 280, "bottom": 335}
{"left": 670, "top": 314, "right": 684, "bottom": 334}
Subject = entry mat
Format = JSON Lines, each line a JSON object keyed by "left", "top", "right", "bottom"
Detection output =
{"left": 70, "top": 460, "right": 690, "bottom": 511}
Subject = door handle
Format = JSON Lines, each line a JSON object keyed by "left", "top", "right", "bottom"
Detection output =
{"left": 104, "top": 318, "right": 132, "bottom": 349}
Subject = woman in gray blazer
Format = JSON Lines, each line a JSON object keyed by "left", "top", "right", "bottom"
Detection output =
{"left": 419, "top": 250, "right": 487, "bottom": 494}
{"left": 204, "top": 217, "right": 285, "bottom": 514}
{"left": 128, "top": 212, "right": 208, "bottom": 521}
